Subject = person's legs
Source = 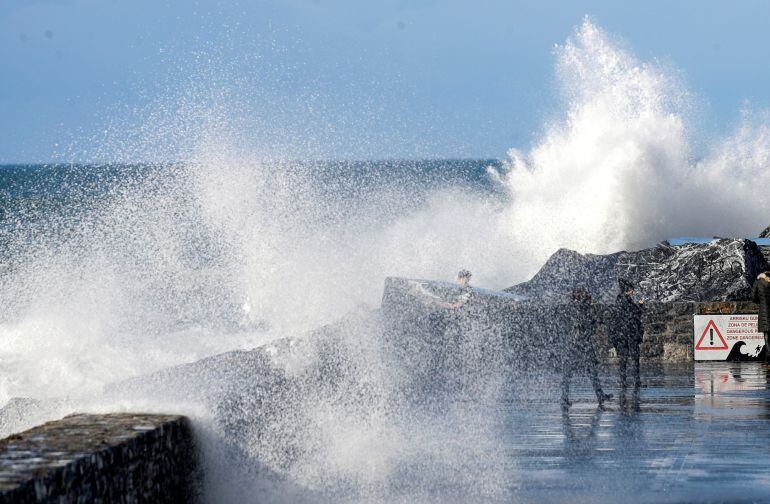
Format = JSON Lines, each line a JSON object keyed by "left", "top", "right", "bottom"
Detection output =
{"left": 630, "top": 342, "right": 641, "bottom": 390}
{"left": 764, "top": 332, "right": 770, "bottom": 363}
{"left": 617, "top": 343, "right": 629, "bottom": 391}
{"left": 586, "top": 345, "right": 610, "bottom": 405}
{"left": 561, "top": 371, "right": 571, "bottom": 407}
{"left": 561, "top": 353, "right": 573, "bottom": 408}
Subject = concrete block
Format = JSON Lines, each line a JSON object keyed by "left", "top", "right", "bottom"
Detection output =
{"left": 0, "top": 413, "right": 198, "bottom": 503}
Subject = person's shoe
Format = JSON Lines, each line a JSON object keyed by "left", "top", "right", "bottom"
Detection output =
{"left": 596, "top": 392, "right": 612, "bottom": 409}
{"left": 560, "top": 396, "right": 571, "bottom": 409}
{"left": 597, "top": 392, "right": 613, "bottom": 403}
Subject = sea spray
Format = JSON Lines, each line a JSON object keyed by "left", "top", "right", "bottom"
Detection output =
{"left": 2, "top": 18, "right": 770, "bottom": 503}
{"left": 491, "top": 19, "right": 770, "bottom": 267}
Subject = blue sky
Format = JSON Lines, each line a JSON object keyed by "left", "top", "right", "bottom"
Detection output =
{"left": 2, "top": 0, "right": 770, "bottom": 162}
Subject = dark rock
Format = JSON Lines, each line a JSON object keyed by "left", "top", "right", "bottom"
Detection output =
{"left": 380, "top": 276, "right": 558, "bottom": 374}
{"left": 505, "top": 239, "right": 768, "bottom": 303}
{"left": 105, "top": 305, "right": 389, "bottom": 495}
{"left": 503, "top": 248, "right": 623, "bottom": 303}
{"left": 755, "top": 225, "right": 770, "bottom": 263}
{"left": 106, "top": 306, "right": 382, "bottom": 407}
{"left": 760, "top": 247, "right": 770, "bottom": 265}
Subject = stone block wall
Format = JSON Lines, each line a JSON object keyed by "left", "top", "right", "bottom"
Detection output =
{"left": 0, "top": 413, "right": 198, "bottom": 503}
{"left": 594, "top": 301, "right": 760, "bottom": 363}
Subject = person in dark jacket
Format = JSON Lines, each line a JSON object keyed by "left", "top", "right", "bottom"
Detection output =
{"left": 561, "top": 288, "right": 612, "bottom": 409}
{"left": 609, "top": 279, "right": 645, "bottom": 393}
{"left": 752, "top": 271, "right": 770, "bottom": 361}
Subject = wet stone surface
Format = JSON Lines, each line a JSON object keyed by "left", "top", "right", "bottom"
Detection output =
{"left": 406, "top": 362, "right": 770, "bottom": 504}
{"left": 0, "top": 413, "right": 197, "bottom": 503}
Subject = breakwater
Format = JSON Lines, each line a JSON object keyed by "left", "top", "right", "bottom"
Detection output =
{"left": 0, "top": 413, "right": 197, "bottom": 503}
{"left": 382, "top": 277, "right": 762, "bottom": 365}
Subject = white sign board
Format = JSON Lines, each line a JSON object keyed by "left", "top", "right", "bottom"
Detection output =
{"left": 693, "top": 314, "right": 765, "bottom": 361}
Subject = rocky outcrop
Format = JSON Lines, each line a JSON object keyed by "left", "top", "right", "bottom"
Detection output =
{"left": 505, "top": 239, "right": 768, "bottom": 303}
{"left": 503, "top": 248, "right": 623, "bottom": 303}
{"left": 758, "top": 226, "right": 770, "bottom": 264}
{"left": 107, "top": 307, "right": 380, "bottom": 408}
{"left": 381, "top": 277, "right": 768, "bottom": 366}
{"left": 381, "top": 276, "right": 560, "bottom": 371}
{"left": 380, "top": 277, "right": 520, "bottom": 338}
{"left": 0, "top": 413, "right": 197, "bottom": 503}
{"left": 105, "top": 306, "right": 388, "bottom": 500}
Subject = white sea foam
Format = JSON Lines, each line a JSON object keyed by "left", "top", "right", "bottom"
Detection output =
{"left": 1, "top": 17, "right": 770, "bottom": 502}
{"left": 491, "top": 19, "right": 770, "bottom": 267}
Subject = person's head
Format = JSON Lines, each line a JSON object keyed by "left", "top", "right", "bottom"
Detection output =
{"left": 760, "top": 271, "right": 770, "bottom": 281}
{"left": 619, "top": 278, "right": 635, "bottom": 296}
{"left": 457, "top": 269, "right": 472, "bottom": 287}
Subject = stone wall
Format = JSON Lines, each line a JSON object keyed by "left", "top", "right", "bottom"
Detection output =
{"left": 0, "top": 413, "right": 198, "bottom": 503}
{"left": 594, "top": 301, "right": 760, "bottom": 363}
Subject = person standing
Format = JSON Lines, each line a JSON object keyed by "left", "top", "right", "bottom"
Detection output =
{"left": 444, "top": 269, "right": 474, "bottom": 310}
{"left": 561, "top": 288, "right": 612, "bottom": 409}
{"left": 436, "top": 270, "right": 475, "bottom": 384}
{"left": 753, "top": 271, "right": 770, "bottom": 361}
{"left": 609, "top": 279, "right": 645, "bottom": 394}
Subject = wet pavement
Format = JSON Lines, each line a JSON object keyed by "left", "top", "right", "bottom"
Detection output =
{"left": 381, "top": 362, "right": 770, "bottom": 504}
{"left": 503, "top": 362, "right": 770, "bottom": 503}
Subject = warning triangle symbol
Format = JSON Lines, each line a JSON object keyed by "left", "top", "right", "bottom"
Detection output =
{"left": 695, "top": 319, "right": 729, "bottom": 350}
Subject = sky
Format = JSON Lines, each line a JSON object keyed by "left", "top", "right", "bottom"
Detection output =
{"left": 2, "top": 0, "right": 770, "bottom": 162}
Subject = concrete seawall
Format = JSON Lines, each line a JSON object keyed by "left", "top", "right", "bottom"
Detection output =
{"left": 0, "top": 413, "right": 198, "bottom": 503}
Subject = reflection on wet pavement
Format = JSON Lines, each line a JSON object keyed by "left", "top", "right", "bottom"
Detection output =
{"left": 502, "top": 363, "right": 770, "bottom": 503}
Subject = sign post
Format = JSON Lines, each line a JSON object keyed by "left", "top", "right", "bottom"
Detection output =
{"left": 693, "top": 314, "right": 765, "bottom": 361}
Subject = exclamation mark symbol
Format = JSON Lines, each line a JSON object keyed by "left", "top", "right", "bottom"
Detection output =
{"left": 710, "top": 328, "right": 714, "bottom": 346}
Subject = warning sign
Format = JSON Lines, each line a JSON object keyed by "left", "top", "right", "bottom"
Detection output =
{"left": 693, "top": 315, "right": 765, "bottom": 361}
{"left": 695, "top": 320, "right": 728, "bottom": 350}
